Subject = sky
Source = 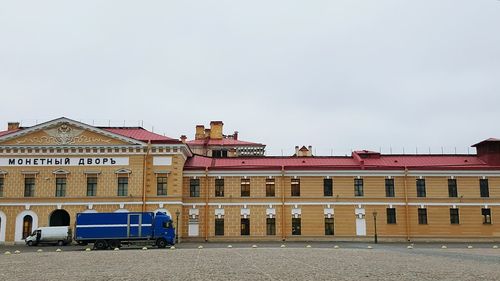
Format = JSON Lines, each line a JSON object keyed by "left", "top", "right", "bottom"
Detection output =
{"left": 1, "top": 0, "right": 499, "bottom": 156}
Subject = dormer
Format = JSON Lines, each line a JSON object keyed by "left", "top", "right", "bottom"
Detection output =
{"left": 353, "top": 150, "right": 381, "bottom": 159}
{"left": 294, "top": 146, "right": 313, "bottom": 157}
{"left": 472, "top": 138, "right": 500, "bottom": 165}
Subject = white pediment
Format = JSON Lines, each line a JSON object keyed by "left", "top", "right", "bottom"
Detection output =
{"left": 0, "top": 117, "right": 146, "bottom": 146}
{"left": 52, "top": 169, "right": 70, "bottom": 175}
{"left": 115, "top": 168, "right": 132, "bottom": 174}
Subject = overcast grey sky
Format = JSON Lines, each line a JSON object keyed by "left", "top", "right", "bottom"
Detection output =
{"left": 1, "top": 0, "right": 499, "bottom": 156}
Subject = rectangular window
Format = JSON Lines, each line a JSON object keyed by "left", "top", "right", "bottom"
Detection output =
{"left": 354, "top": 178, "right": 364, "bottom": 196}
{"left": 212, "top": 150, "right": 228, "bottom": 158}
{"left": 55, "top": 178, "right": 66, "bottom": 197}
{"left": 418, "top": 208, "right": 427, "bottom": 225}
{"left": 386, "top": 208, "right": 397, "bottom": 224}
{"left": 480, "top": 179, "right": 489, "bottom": 198}
{"left": 291, "top": 178, "right": 300, "bottom": 196}
{"left": 157, "top": 176, "right": 168, "bottom": 196}
{"left": 450, "top": 208, "right": 460, "bottom": 224}
{"left": 215, "top": 178, "right": 224, "bottom": 197}
{"left": 241, "top": 218, "right": 250, "bottom": 236}
{"left": 292, "top": 218, "right": 301, "bottom": 235}
{"left": 0, "top": 177, "right": 4, "bottom": 197}
{"left": 325, "top": 217, "right": 334, "bottom": 235}
{"left": 241, "top": 178, "right": 250, "bottom": 197}
{"left": 385, "top": 178, "right": 395, "bottom": 197}
{"left": 266, "top": 178, "right": 275, "bottom": 197}
{"left": 416, "top": 179, "right": 426, "bottom": 197}
{"left": 24, "top": 177, "right": 35, "bottom": 197}
{"left": 266, "top": 218, "right": 276, "bottom": 235}
{"left": 117, "top": 177, "right": 128, "bottom": 196}
{"left": 190, "top": 179, "right": 200, "bottom": 197}
{"left": 448, "top": 179, "right": 458, "bottom": 198}
{"left": 324, "top": 178, "right": 333, "bottom": 197}
{"left": 86, "top": 177, "right": 97, "bottom": 197}
{"left": 215, "top": 218, "right": 224, "bottom": 236}
{"left": 482, "top": 208, "right": 492, "bottom": 224}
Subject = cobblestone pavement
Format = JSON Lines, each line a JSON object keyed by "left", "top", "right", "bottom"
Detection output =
{"left": 0, "top": 243, "right": 499, "bottom": 281}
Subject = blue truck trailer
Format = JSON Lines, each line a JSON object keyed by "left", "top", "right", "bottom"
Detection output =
{"left": 75, "top": 212, "right": 175, "bottom": 249}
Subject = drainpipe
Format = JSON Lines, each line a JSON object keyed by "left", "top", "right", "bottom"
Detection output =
{"left": 204, "top": 166, "right": 209, "bottom": 242}
{"left": 281, "top": 165, "right": 285, "bottom": 241}
{"left": 404, "top": 166, "right": 410, "bottom": 241}
{"left": 142, "top": 141, "right": 151, "bottom": 212}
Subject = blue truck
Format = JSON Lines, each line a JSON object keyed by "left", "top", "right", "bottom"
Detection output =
{"left": 75, "top": 212, "right": 175, "bottom": 249}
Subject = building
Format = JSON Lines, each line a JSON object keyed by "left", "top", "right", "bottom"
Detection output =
{"left": 0, "top": 118, "right": 190, "bottom": 243}
{"left": 0, "top": 117, "right": 499, "bottom": 244}
{"left": 185, "top": 121, "right": 265, "bottom": 158}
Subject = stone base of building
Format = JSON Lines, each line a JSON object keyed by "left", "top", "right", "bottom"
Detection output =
{"left": 180, "top": 236, "right": 500, "bottom": 243}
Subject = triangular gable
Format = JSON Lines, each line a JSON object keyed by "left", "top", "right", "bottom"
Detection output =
{"left": 0, "top": 117, "right": 146, "bottom": 146}
{"left": 52, "top": 169, "right": 70, "bottom": 175}
{"left": 115, "top": 168, "right": 132, "bottom": 174}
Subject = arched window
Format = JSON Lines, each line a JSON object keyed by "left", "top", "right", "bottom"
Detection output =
{"left": 22, "top": 215, "right": 33, "bottom": 239}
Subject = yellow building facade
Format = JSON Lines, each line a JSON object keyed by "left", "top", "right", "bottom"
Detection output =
{"left": 0, "top": 117, "right": 499, "bottom": 244}
{"left": 0, "top": 118, "right": 190, "bottom": 243}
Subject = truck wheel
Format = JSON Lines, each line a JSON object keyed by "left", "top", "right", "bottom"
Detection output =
{"left": 94, "top": 240, "right": 108, "bottom": 250}
{"left": 108, "top": 240, "right": 121, "bottom": 249}
{"left": 57, "top": 240, "right": 64, "bottom": 246}
{"left": 156, "top": 238, "right": 167, "bottom": 248}
{"left": 27, "top": 241, "right": 33, "bottom": 246}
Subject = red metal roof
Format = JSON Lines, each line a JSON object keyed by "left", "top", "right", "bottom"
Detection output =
{"left": 0, "top": 130, "right": 17, "bottom": 137}
{"left": 100, "top": 128, "right": 181, "bottom": 144}
{"left": 0, "top": 127, "right": 180, "bottom": 144}
{"left": 186, "top": 138, "right": 264, "bottom": 147}
{"left": 184, "top": 154, "right": 498, "bottom": 171}
{"left": 472, "top": 138, "right": 500, "bottom": 147}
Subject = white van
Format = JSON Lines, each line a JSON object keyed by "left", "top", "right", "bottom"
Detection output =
{"left": 25, "top": 226, "right": 72, "bottom": 246}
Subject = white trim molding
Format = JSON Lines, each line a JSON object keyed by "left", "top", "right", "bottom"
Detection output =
{"left": 53, "top": 169, "right": 70, "bottom": 175}
{"left": 183, "top": 169, "right": 500, "bottom": 177}
{"left": 115, "top": 168, "right": 132, "bottom": 174}
{"left": 15, "top": 210, "right": 38, "bottom": 243}
{"left": 0, "top": 211, "right": 6, "bottom": 243}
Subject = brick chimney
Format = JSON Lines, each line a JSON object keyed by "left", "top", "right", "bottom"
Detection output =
{"left": 8, "top": 122, "right": 20, "bottom": 131}
{"left": 180, "top": 135, "right": 187, "bottom": 143}
{"left": 195, "top": 125, "right": 205, "bottom": 140}
{"left": 209, "top": 121, "right": 223, "bottom": 140}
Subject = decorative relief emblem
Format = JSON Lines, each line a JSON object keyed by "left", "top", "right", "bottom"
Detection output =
{"left": 15, "top": 123, "right": 113, "bottom": 145}
{"left": 46, "top": 124, "right": 83, "bottom": 145}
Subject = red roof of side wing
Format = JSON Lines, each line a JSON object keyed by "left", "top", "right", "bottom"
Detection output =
{"left": 361, "top": 155, "right": 487, "bottom": 169}
{"left": 184, "top": 154, "right": 497, "bottom": 171}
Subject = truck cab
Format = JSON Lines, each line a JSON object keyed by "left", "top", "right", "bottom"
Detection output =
{"left": 153, "top": 212, "right": 175, "bottom": 246}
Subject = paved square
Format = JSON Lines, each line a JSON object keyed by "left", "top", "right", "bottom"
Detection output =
{"left": 0, "top": 243, "right": 499, "bottom": 281}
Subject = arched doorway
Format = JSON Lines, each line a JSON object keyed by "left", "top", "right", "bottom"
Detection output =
{"left": 15, "top": 210, "right": 38, "bottom": 242}
{"left": 22, "top": 215, "right": 33, "bottom": 239}
{"left": 49, "top": 209, "right": 70, "bottom": 226}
